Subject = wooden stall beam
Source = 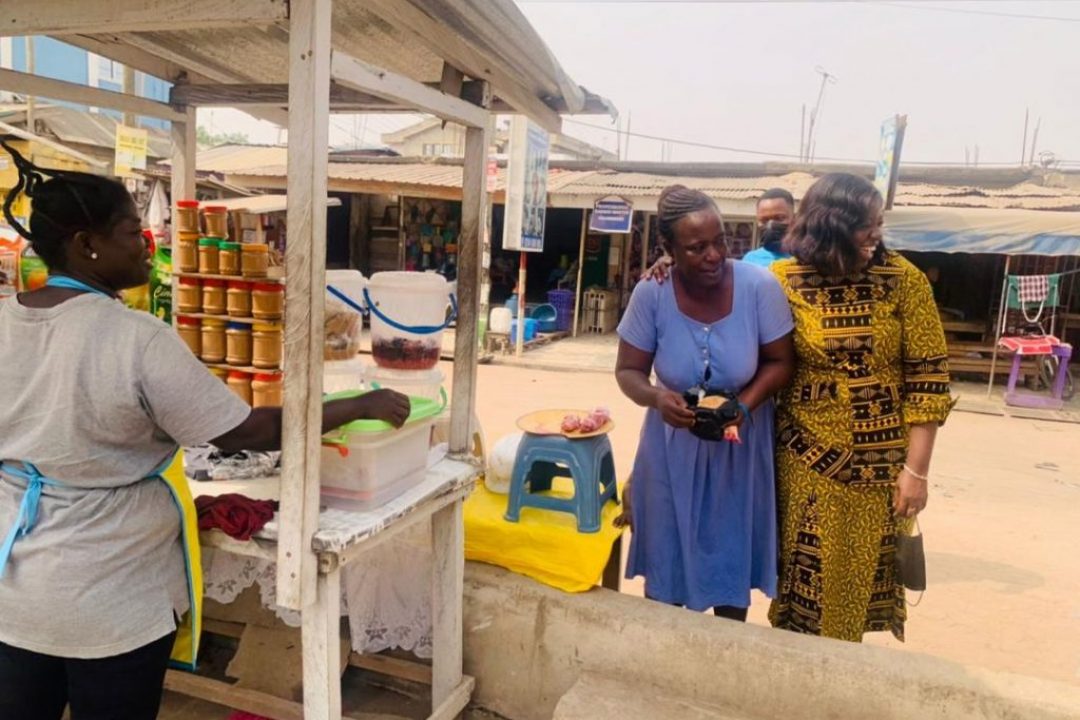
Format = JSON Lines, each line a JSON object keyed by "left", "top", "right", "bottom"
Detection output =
{"left": 330, "top": 51, "right": 488, "bottom": 129}
{"left": 276, "top": 0, "right": 331, "bottom": 615}
{"left": 0, "top": 68, "right": 185, "bottom": 122}
{"left": 170, "top": 106, "right": 197, "bottom": 251}
{"left": 450, "top": 83, "right": 492, "bottom": 455}
{"left": 430, "top": 500, "right": 466, "bottom": 710}
{"left": 572, "top": 209, "right": 588, "bottom": 337}
{"left": 4, "top": 0, "right": 289, "bottom": 35}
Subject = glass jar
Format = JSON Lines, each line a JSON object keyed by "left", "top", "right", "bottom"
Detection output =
{"left": 175, "top": 200, "right": 200, "bottom": 234}
{"left": 226, "top": 280, "right": 252, "bottom": 318}
{"left": 208, "top": 366, "right": 229, "bottom": 382}
{"left": 219, "top": 241, "right": 242, "bottom": 276}
{"left": 241, "top": 243, "right": 270, "bottom": 278}
{"left": 176, "top": 232, "right": 200, "bottom": 273}
{"left": 201, "top": 279, "right": 227, "bottom": 315}
{"left": 176, "top": 316, "right": 201, "bottom": 356}
{"left": 252, "top": 323, "right": 283, "bottom": 369}
{"left": 204, "top": 206, "right": 229, "bottom": 239}
{"left": 251, "top": 282, "right": 284, "bottom": 320}
{"left": 176, "top": 277, "right": 202, "bottom": 313}
{"left": 201, "top": 319, "right": 227, "bottom": 364}
{"left": 252, "top": 373, "right": 283, "bottom": 408}
{"left": 198, "top": 238, "right": 221, "bottom": 275}
{"left": 226, "top": 322, "right": 253, "bottom": 367}
{"left": 227, "top": 371, "right": 253, "bottom": 405}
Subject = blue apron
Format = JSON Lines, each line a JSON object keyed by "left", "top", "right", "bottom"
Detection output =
{"left": 0, "top": 275, "right": 203, "bottom": 668}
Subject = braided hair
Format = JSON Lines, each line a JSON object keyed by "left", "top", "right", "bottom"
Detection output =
{"left": 656, "top": 184, "right": 722, "bottom": 252}
{"left": 1, "top": 140, "right": 134, "bottom": 270}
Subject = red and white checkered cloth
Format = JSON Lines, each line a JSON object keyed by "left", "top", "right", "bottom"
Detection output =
{"left": 1016, "top": 275, "right": 1051, "bottom": 304}
{"left": 998, "top": 334, "right": 1061, "bottom": 356}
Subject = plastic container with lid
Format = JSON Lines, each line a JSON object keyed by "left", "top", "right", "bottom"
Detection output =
{"left": 251, "top": 282, "right": 284, "bottom": 320}
{"left": 176, "top": 232, "right": 200, "bottom": 273}
{"left": 365, "top": 272, "right": 454, "bottom": 371}
{"left": 176, "top": 316, "right": 201, "bottom": 356}
{"left": 201, "top": 318, "right": 227, "bottom": 363}
{"left": 364, "top": 365, "right": 446, "bottom": 405}
{"left": 227, "top": 371, "right": 253, "bottom": 405}
{"left": 489, "top": 307, "right": 512, "bottom": 335}
{"left": 242, "top": 243, "right": 270, "bottom": 278}
{"left": 319, "top": 390, "right": 443, "bottom": 508}
{"left": 177, "top": 277, "right": 202, "bottom": 313}
{"left": 175, "top": 200, "right": 200, "bottom": 235}
{"left": 201, "top": 278, "right": 227, "bottom": 315}
{"left": 219, "top": 241, "right": 242, "bottom": 276}
{"left": 226, "top": 322, "right": 253, "bottom": 367}
{"left": 198, "top": 238, "right": 221, "bottom": 275}
{"left": 252, "top": 373, "right": 283, "bottom": 408}
{"left": 252, "top": 323, "right": 283, "bottom": 369}
{"left": 203, "top": 206, "right": 229, "bottom": 239}
{"left": 323, "top": 357, "right": 366, "bottom": 395}
{"left": 226, "top": 280, "right": 252, "bottom": 318}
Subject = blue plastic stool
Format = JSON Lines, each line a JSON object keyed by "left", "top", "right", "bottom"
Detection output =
{"left": 504, "top": 433, "right": 618, "bottom": 533}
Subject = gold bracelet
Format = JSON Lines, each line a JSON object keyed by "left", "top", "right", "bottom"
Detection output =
{"left": 902, "top": 464, "right": 929, "bottom": 482}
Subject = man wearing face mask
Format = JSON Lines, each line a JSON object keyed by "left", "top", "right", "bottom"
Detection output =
{"left": 741, "top": 188, "right": 796, "bottom": 268}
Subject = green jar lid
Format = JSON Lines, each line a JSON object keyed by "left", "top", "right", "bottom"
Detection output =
{"left": 198, "top": 237, "right": 221, "bottom": 248}
{"left": 220, "top": 241, "right": 242, "bottom": 252}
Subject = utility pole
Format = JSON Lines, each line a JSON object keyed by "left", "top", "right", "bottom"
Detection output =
{"left": 799, "top": 103, "right": 806, "bottom": 162}
{"left": 624, "top": 111, "right": 632, "bottom": 160}
{"left": 122, "top": 65, "right": 136, "bottom": 128}
{"left": 1029, "top": 117, "right": 1041, "bottom": 166}
{"left": 1021, "top": 108, "right": 1029, "bottom": 166}
{"left": 804, "top": 66, "right": 837, "bottom": 163}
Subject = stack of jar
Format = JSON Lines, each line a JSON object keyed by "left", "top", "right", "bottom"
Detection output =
{"left": 226, "top": 370, "right": 284, "bottom": 407}
{"left": 175, "top": 200, "right": 201, "bottom": 273}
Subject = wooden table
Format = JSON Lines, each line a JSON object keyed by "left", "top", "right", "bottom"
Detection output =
{"left": 170, "top": 458, "right": 481, "bottom": 720}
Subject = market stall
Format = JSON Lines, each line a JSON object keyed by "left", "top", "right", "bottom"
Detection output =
{"left": 1, "top": 2, "right": 612, "bottom": 718}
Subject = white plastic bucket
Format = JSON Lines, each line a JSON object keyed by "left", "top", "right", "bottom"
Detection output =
{"left": 489, "top": 307, "right": 512, "bottom": 335}
{"left": 323, "top": 357, "right": 366, "bottom": 395}
{"left": 326, "top": 269, "right": 368, "bottom": 314}
{"left": 364, "top": 365, "right": 445, "bottom": 405}
{"left": 365, "top": 272, "right": 455, "bottom": 371}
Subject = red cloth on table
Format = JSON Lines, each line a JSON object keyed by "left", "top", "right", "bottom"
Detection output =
{"left": 998, "top": 335, "right": 1062, "bottom": 356}
{"left": 195, "top": 493, "right": 279, "bottom": 541}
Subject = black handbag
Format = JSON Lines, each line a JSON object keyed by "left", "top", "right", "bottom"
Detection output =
{"left": 682, "top": 389, "right": 741, "bottom": 442}
{"left": 895, "top": 518, "right": 926, "bottom": 594}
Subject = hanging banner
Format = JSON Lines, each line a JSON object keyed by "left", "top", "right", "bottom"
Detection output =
{"left": 115, "top": 125, "right": 148, "bottom": 178}
{"left": 503, "top": 117, "right": 549, "bottom": 253}
{"left": 589, "top": 196, "right": 634, "bottom": 234}
{"left": 873, "top": 114, "right": 907, "bottom": 210}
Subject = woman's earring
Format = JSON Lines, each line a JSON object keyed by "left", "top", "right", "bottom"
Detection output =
{"left": 90, "top": 252, "right": 98, "bottom": 260}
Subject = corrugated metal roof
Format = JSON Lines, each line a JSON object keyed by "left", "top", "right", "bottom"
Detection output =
{"left": 0, "top": 105, "right": 171, "bottom": 158}
{"left": 211, "top": 194, "right": 341, "bottom": 214}
{"left": 160, "top": 145, "right": 290, "bottom": 174}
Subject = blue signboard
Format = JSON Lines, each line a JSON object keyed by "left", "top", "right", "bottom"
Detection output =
{"left": 589, "top": 196, "right": 634, "bottom": 234}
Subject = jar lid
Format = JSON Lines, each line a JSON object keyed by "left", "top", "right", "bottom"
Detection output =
{"left": 253, "top": 323, "right": 282, "bottom": 332}
{"left": 228, "top": 371, "right": 251, "bottom": 380}
{"left": 243, "top": 243, "right": 269, "bottom": 254}
{"left": 227, "top": 280, "right": 251, "bottom": 290}
{"left": 227, "top": 322, "right": 250, "bottom": 331}
{"left": 220, "top": 241, "right": 242, "bottom": 251}
{"left": 252, "top": 282, "right": 283, "bottom": 292}
{"left": 204, "top": 205, "right": 228, "bottom": 214}
{"left": 203, "top": 318, "right": 227, "bottom": 327}
{"left": 178, "top": 277, "right": 201, "bottom": 286}
{"left": 176, "top": 316, "right": 201, "bottom": 326}
{"left": 178, "top": 231, "right": 201, "bottom": 240}
{"left": 177, "top": 200, "right": 200, "bottom": 209}
{"left": 198, "top": 237, "right": 221, "bottom": 247}
{"left": 254, "top": 373, "right": 282, "bottom": 382}
{"left": 202, "top": 279, "right": 226, "bottom": 288}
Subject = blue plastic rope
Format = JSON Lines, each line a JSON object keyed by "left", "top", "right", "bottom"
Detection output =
{"left": 327, "top": 285, "right": 368, "bottom": 315}
{"left": 362, "top": 287, "right": 457, "bottom": 335}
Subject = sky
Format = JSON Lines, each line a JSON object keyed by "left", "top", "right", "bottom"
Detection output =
{"left": 208, "top": 1, "right": 1080, "bottom": 168}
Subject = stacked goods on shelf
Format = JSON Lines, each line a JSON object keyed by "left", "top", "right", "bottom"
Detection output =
{"left": 172, "top": 200, "right": 283, "bottom": 406}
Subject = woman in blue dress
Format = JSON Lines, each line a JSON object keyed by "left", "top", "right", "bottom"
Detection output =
{"left": 616, "top": 185, "right": 795, "bottom": 620}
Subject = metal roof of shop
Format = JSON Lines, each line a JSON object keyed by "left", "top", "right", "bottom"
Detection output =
{"left": 0, "top": 104, "right": 171, "bottom": 158}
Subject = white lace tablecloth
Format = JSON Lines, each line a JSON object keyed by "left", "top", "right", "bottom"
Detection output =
{"left": 202, "top": 521, "right": 435, "bottom": 658}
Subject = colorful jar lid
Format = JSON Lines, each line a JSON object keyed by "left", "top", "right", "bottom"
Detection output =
{"left": 176, "top": 316, "right": 201, "bottom": 326}
{"left": 220, "top": 241, "right": 242, "bottom": 252}
{"left": 253, "top": 323, "right": 282, "bottom": 333}
{"left": 203, "top": 318, "right": 227, "bottom": 327}
{"left": 254, "top": 373, "right": 282, "bottom": 382}
{"left": 202, "top": 279, "right": 226, "bottom": 288}
{"left": 227, "top": 280, "right": 251, "bottom": 290}
{"left": 198, "top": 237, "right": 221, "bottom": 247}
{"left": 242, "top": 243, "right": 269, "bottom": 253}
{"left": 228, "top": 370, "right": 251, "bottom": 380}
{"left": 204, "top": 205, "right": 228, "bottom": 214}
{"left": 178, "top": 277, "right": 201, "bottom": 286}
{"left": 177, "top": 200, "right": 200, "bottom": 209}
{"left": 227, "top": 322, "right": 250, "bottom": 331}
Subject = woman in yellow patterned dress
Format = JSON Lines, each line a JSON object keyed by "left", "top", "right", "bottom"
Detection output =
{"left": 768, "top": 173, "right": 954, "bottom": 642}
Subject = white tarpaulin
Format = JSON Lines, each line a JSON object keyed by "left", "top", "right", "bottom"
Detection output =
{"left": 885, "top": 206, "right": 1080, "bottom": 256}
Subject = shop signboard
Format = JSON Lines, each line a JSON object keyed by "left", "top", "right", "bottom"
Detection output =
{"left": 503, "top": 117, "right": 549, "bottom": 253}
{"left": 115, "top": 125, "right": 148, "bottom": 178}
{"left": 589, "top": 196, "right": 634, "bottom": 234}
{"left": 873, "top": 114, "right": 907, "bottom": 210}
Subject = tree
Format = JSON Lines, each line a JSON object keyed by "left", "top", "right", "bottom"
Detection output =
{"left": 196, "top": 126, "right": 250, "bottom": 148}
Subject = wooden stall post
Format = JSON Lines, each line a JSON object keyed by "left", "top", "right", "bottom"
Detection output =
{"left": 641, "top": 213, "right": 651, "bottom": 279}
{"left": 450, "top": 86, "right": 490, "bottom": 456}
{"left": 169, "top": 106, "right": 197, "bottom": 248}
{"left": 573, "top": 208, "right": 588, "bottom": 337}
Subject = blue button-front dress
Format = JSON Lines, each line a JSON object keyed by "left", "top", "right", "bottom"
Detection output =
{"left": 618, "top": 261, "right": 794, "bottom": 611}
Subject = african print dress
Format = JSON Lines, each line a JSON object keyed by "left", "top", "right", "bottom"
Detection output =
{"left": 768, "top": 252, "right": 954, "bottom": 642}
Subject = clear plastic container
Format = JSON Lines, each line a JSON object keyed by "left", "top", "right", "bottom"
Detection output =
{"left": 242, "top": 243, "right": 270, "bottom": 278}
{"left": 198, "top": 238, "right": 221, "bottom": 275}
{"left": 226, "top": 322, "right": 253, "bottom": 366}
{"left": 176, "top": 232, "right": 200, "bottom": 273}
{"left": 366, "top": 271, "right": 453, "bottom": 371}
{"left": 202, "top": 279, "right": 227, "bottom": 315}
{"left": 176, "top": 277, "right": 201, "bottom": 313}
{"left": 252, "top": 373, "right": 283, "bottom": 408}
{"left": 364, "top": 365, "right": 445, "bottom": 405}
{"left": 227, "top": 371, "right": 253, "bottom": 405}
{"left": 227, "top": 280, "right": 252, "bottom": 318}
{"left": 201, "top": 319, "right": 227, "bottom": 363}
{"left": 252, "top": 283, "right": 284, "bottom": 320}
{"left": 252, "top": 323, "right": 283, "bottom": 369}
{"left": 219, "top": 241, "right": 242, "bottom": 276}
{"left": 323, "top": 357, "right": 366, "bottom": 396}
{"left": 176, "top": 316, "right": 201, "bottom": 356}
{"left": 175, "top": 200, "right": 200, "bottom": 234}
{"left": 319, "top": 391, "right": 443, "bottom": 508}
{"left": 204, "top": 206, "right": 228, "bottom": 239}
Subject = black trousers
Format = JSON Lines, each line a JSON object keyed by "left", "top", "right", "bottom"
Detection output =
{"left": 0, "top": 631, "right": 176, "bottom": 720}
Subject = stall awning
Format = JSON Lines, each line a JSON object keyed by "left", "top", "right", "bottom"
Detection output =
{"left": 885, "top": 206, "right": 1080, "bottom": 257}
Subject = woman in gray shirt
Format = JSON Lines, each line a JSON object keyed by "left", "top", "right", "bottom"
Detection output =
{"left": 0, "top": 142, "right": 409, "bottom": 720}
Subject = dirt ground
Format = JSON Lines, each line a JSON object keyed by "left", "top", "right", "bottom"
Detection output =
{"left": 462, "top": 361, "right": 1080, "bottom": 687}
